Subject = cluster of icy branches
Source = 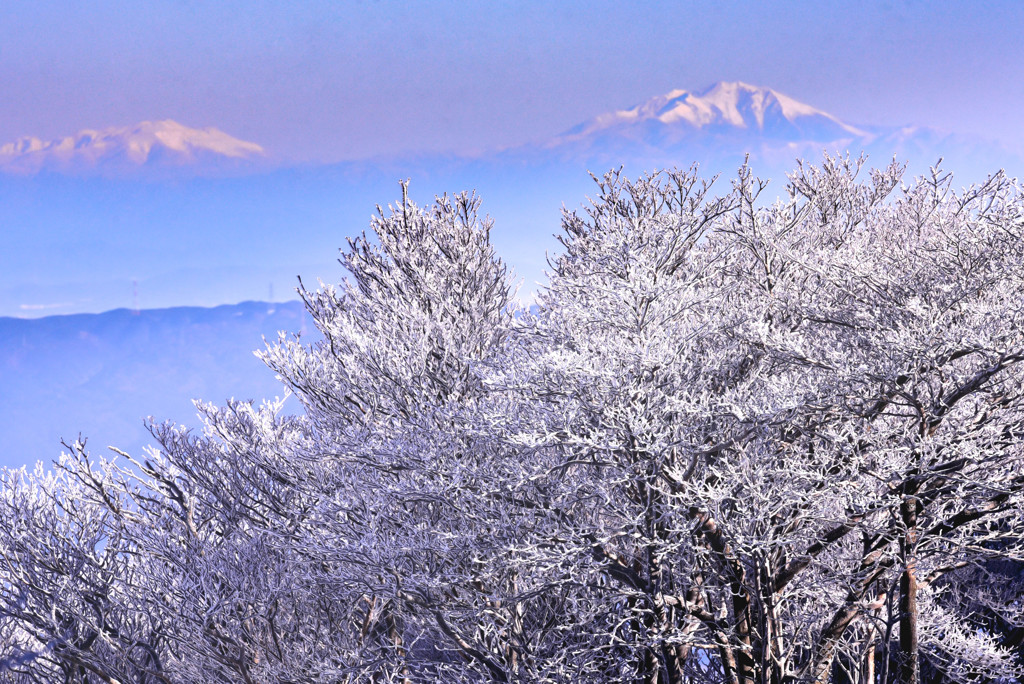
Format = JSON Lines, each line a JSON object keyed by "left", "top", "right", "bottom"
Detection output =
{"left": 3, "top": 156, "right": 1024, "bottom": 683}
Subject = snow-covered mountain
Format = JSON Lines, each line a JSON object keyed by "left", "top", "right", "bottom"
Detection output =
{"left": 522, "top": 80, "right": 1023, "bottom": 183}
{"left": 0, "top": 120, "right": 265, "bottom": 175}
{"left": 540, "top": 81, "right": 878, "bottom": 164}
{"left": 555, "top": 81, "right": 869, "bottom": 145}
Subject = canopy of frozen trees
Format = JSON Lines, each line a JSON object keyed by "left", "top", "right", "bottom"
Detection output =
{"left": 3, "top": 156, "right": 1024, "bottom": 683}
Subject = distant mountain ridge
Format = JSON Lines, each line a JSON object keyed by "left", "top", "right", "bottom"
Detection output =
{"left": 0, "top": 300, "right": 315, "bottom": 469}
{"left": 0, "top": 120, "right": 265, "bottom": 175}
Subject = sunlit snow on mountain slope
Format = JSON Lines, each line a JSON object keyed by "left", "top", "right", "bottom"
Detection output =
{"left": 0, "top": 120, "right": 265, "bottom": 176}
{"left": 552, "top": 81, "right": 870, "bottom": 147}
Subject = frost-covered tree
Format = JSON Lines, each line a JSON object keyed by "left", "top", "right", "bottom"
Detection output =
{"left": 495, "top": 157, "right": 1024, "bottom": 683}
{"left": 254, "top": 184, "right": 534, "bottom": 681}
{"left": 2, "top": 158, "right": 1024, "bottom": 683}
{"left": 0, "top": 452, "right": 168, "bottom": 682}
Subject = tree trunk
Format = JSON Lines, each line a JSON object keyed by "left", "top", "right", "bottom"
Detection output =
{"left": 898, "top": 496, "right": 919, "bottom": 684}
{"left": 832, "top": 649, "right": 856, "bottom": 684}
{"left": 384, "top": 602, "right": 411, "bottom": 684}
{"left": 863, "top": 622, "right": 877, "bottom": 684}
{"left": 716, "top": 636, "right": 742, "bottom": 684}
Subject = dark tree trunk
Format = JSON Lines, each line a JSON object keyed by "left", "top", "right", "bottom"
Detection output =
{"left": 898, "top": 496, "right": 919, "bottom": 684}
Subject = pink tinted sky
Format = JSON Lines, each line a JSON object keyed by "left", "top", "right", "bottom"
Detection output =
{"left": 0, "top": 0, "right": 1022, "bottom": 163}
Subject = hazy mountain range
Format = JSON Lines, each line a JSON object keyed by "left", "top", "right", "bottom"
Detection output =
{"left": 4, "top": 82, "right": 1019, "bottom": 321}
{"left": 0, "top": 301, "right": 314, "bottom": 469}
{"left": 0, "top": 82, "right": 1014, "bottom": 178}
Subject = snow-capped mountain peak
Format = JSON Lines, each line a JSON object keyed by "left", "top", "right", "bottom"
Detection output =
{"left": 555, "top": 81, "right": 868, "bottom": 146}
{"left": 0, "top": 120, "right": 265, "bottom": 175}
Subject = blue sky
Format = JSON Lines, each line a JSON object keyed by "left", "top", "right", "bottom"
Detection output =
{"left": 1, "top": 1, "right": 1022, "bottom": 162}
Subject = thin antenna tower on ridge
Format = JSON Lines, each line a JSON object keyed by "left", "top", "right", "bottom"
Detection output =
{"left": 132, "top": 279, "right": 140, "bottom": 315}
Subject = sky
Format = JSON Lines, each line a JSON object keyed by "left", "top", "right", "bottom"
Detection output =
{"left": 1, "top": 0, "right": 1023, "bottom": 163}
